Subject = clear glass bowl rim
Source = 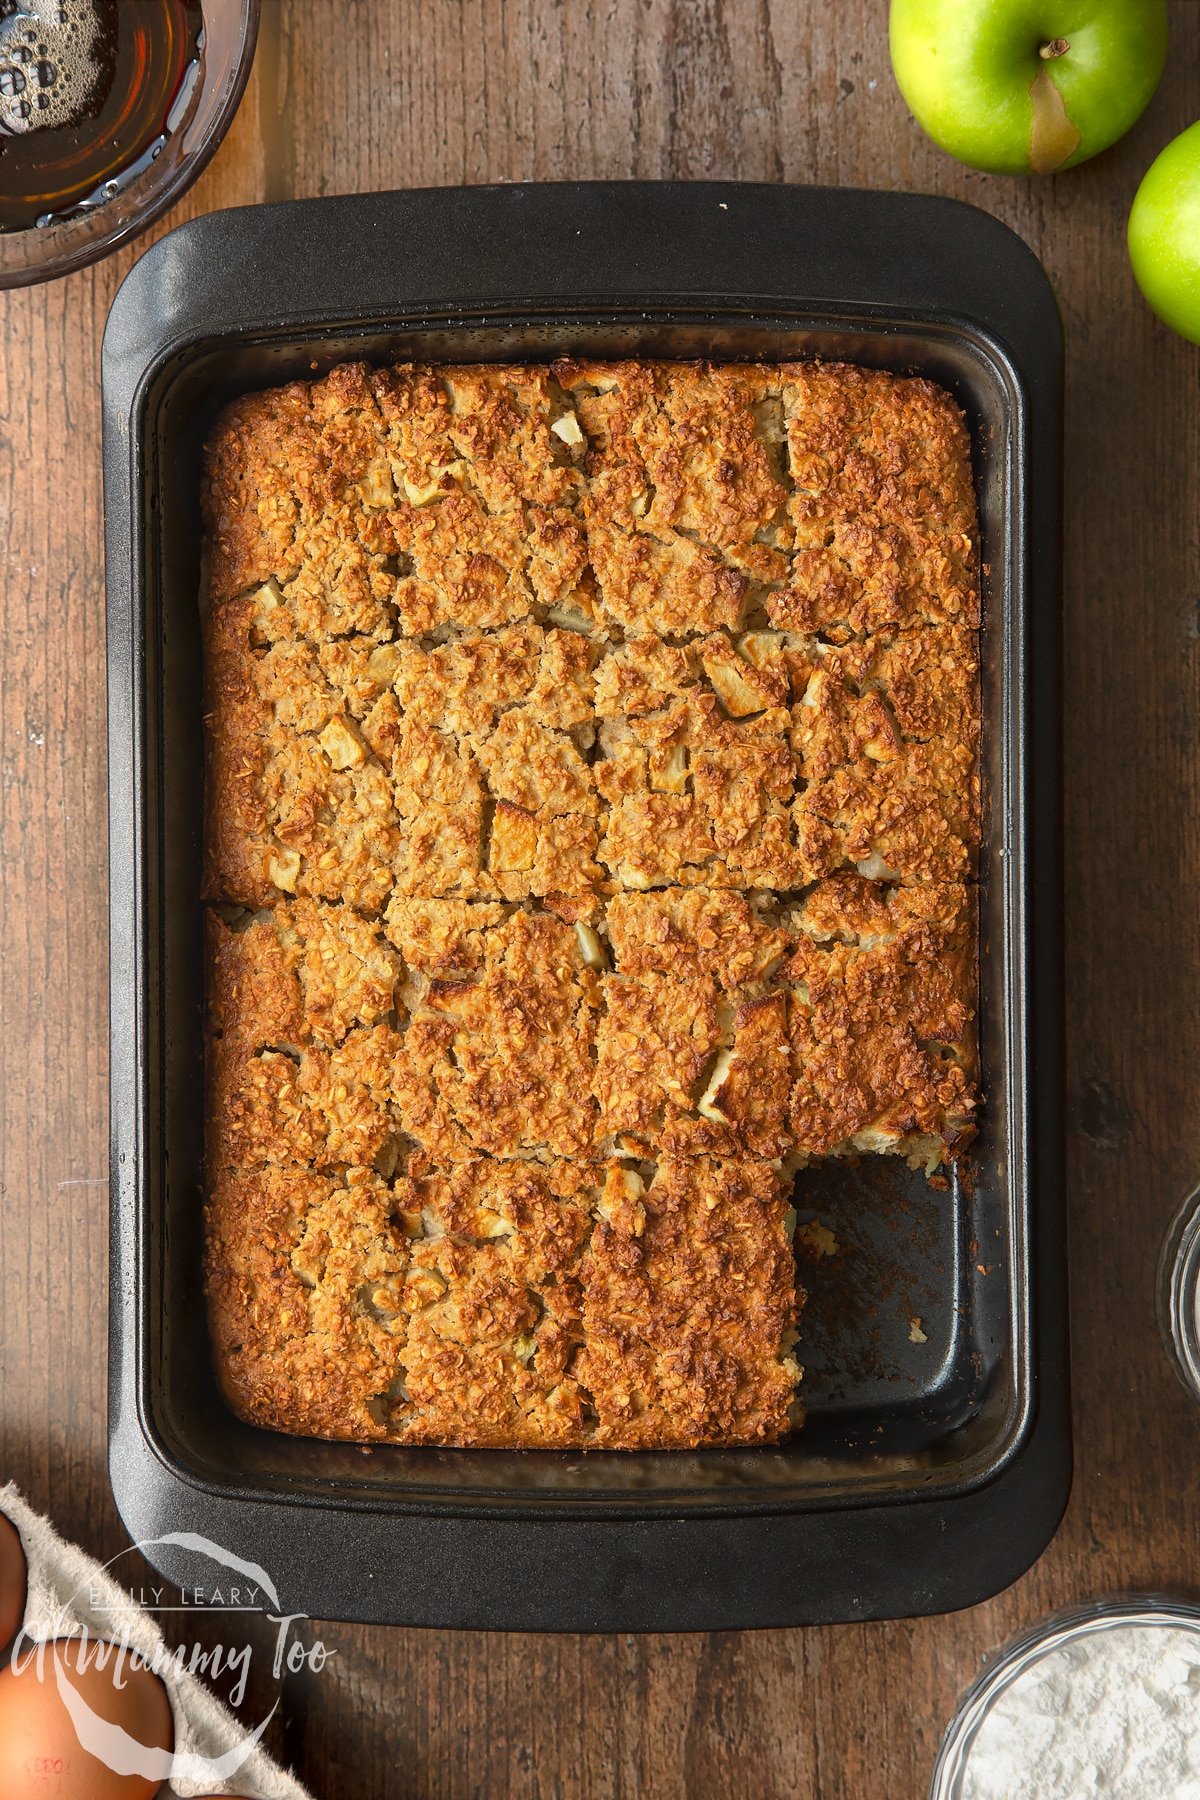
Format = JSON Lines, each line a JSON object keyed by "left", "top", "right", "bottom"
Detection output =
{"left": 929, "top": 1595, "right": 1200, "bottom": 1799}
{"left": 1157, "top": 1181, "right": 1200, "bottom": 1404}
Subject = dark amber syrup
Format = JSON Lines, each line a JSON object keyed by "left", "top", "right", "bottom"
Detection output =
{"left": 0, "top": 0, "right": 204, "bottom": 233}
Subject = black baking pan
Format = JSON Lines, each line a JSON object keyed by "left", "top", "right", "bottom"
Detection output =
{"left": 104, "top": 181, "right": 1067, "bottom": 1631}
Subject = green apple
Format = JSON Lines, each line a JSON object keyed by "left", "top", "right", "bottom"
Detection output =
{"left": 889, "top": 0, "right": 1169, "bottom": 176}
{"left": 1128, "top": 121, "right": 1200, "bottom": 344}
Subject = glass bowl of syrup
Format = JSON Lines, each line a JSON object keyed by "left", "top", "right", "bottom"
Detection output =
{"left": 0, "top": 0, "right": 259, "bottom": 287}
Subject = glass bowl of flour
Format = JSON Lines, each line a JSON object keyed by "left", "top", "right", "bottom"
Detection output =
{"left": 931, "top": 1600, "right": 1200, "bottom": 1800}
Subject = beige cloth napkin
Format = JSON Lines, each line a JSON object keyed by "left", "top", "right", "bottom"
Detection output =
{"left": 1, "top": 1483, "right": 315, "bottom": 1800}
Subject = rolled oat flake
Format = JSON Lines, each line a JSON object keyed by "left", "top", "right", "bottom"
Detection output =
{"left": 959, "top": 1622, "right": 1200, "bottom": 1798}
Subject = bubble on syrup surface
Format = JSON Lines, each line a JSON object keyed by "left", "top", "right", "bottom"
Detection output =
{"left": 0, "top": 0, "right": 104, "bottom": 137}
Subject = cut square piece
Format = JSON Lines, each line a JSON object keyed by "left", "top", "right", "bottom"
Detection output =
{"left": 792, "top": 626, "right": 981, "bottom": 886}
{"left": 203, "top": 594, "right": 401, "bottom": 914}
{"left": 594, "top": 637, "right": 806, "bottom": 891}
{"left": 391, "top": 624, "right": 597, "bottom": 739}
{"left": 208, "top": 899, "right": 402, "bottom": 1051}
{"left": 603, "top": 887, "right": 789, "bottom": 991}
{"left": 208, "top": 1023, "right": 404, "bottom": 1175}
{"left": 202, "top": 361, "right": 401, "bottom": 608}
{"left": 369, "top": 363, "right": 593, "bottom": 635}
{"left": 595, "top": 889, "right": 792, "bottom": 1159}
{"left": 383, "top": 627, "right": 603, "bottom": 902}
{"left": 206, "top": 903, "right": 406, "bottom": 1174}
{"left": 206, "top": 1164, "right": 411, "bottom": 1443}
{"left": 785, "top": 874, "right": 977, "bottom": 1163}
{"left": 390, "top": 904, "right": 601, "bottom": 1162}
{"left": 771, "top": 361, "right": 979, "bottom": 639}
{"left": 389, "top": 1157, "right": 596, "bottom": 1446}
{"left": 556, "top": 359, "right": 791, "bottom": 638}
{"left": 575, "top": 1158, "right": 801, "bottom": 1449}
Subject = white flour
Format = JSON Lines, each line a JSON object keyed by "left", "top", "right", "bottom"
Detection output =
{"left": 961, "top": 1623, "right": 1200, "bottom": 1800}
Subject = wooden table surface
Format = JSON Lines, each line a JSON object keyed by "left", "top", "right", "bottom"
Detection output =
{"left": 3, "top": 4, "right": 1199, "bottom": 1796}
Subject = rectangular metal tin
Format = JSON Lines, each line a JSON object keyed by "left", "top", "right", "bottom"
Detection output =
{"left": 104, "top": 182, "right": 1067, "bottom": 1630}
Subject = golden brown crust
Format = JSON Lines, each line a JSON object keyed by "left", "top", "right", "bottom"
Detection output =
{"left": 773, "top": 361, "right": 979, "bottom": 639}
{"left": 576, "top": 1158, "right": 801, "bottom": 1448}
{"left": 208, "top": 900, "right": 402, "bottom": 1048}
{"left": 605, "top": 887, "right": 788, "bottom": 991}
{"left": 203, "top": 355, "right": 982, "bottom": 1449}
{"left": 207, "top": 1156, "right": 800, "bottom": 1448}
{"left": 791, "top": 626, "right": 981, "bottom": 884}
{"left": 391, "top": 907, "right": 601, "bottom": 1163}
{"left": 786, "top": 874, "right": 977, "bottom": 1160}
{"left": 203, "top": 361, "right": 980, "bottom": 909}
{"left": 555, "top": 360, "right": 789, "bottom": 638}
{"left": 393, "top": 1157, "right": 594, "bottom": 1447}
{"left": 593, "top": 954, "right": 791, "bottom": 1162}
{"left": 209, "top": 1022, "right": 404, "bottom": 1175}
{"left": 201, "top": 593, "right": 401, "bottom": 913}
{"left": 206, "top": 1164, "right": 410, "bottom": 1442}
{"left": 594, "top": 671, "right": 806, "bottom": 891}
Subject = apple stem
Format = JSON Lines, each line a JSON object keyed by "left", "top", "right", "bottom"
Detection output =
{"left": 1038, "top": 37, "right": 1070, "bottom": 58}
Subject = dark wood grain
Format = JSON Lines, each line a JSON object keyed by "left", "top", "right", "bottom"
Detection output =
{"left": 2, "top": 4, "right": 1199, "bottom": 1796}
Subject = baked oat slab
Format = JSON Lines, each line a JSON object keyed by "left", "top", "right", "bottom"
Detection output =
{"left": 203, "top": 357, "right": 981, "bottom": 1450}
{"left": 207, "top": 1155, "right": 801, "bottom": 1449}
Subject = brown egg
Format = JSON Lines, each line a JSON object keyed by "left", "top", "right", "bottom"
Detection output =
{"left": 0, "top": 1513, "right": 27, "bottom": 1652}
{"left": 0, "top": 1635, "right": 174, "bottom": 1799}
